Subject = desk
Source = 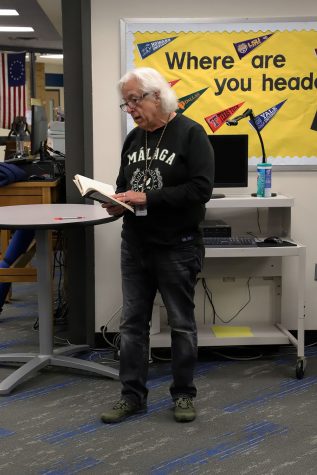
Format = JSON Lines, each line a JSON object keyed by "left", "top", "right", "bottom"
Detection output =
{"left": 150, "top": 194, "right": 306, "bottom": 379}
{"left": 0, "top": 203, "right": 119, "bottom": 394}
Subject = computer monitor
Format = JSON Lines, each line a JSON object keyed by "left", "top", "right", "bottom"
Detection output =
{"left": 208, "top": 134, "right": 249, "bottom": 198}
{"left": 31, "top": 105, "right": 48, "bottom": 158}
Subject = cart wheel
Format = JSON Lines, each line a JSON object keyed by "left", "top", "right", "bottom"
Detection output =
{"left": 296, "top": 359, "right": 306, "bottom": 379}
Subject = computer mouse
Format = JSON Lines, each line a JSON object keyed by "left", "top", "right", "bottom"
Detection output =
{"left": 28, "top": 175, "right": 42, "bottom": 181}
{"left": 264, "top": 236, "right": 283, "bottom": 244}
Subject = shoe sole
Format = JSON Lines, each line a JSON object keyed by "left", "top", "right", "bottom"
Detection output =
{"left": 174, "top": 414, "right": 196, "bottom": 423}
{"left": 101, "top": 407, "right": 147, "bottom": 424}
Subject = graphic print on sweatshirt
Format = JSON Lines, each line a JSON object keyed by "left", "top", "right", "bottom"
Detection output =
{"left": 128, "top": 146, "right": 176, "bottom": 191}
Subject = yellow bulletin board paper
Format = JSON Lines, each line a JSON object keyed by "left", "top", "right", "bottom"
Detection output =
{"left": 212, "top": 325, "right": 253, "bottom": 338}
{"left": 122, "top": 18, "right": 317, "bottom": 167}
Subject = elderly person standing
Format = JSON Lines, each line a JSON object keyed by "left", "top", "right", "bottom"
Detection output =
{"left": 101, "top": 67, "right": 214, "bottom": 423}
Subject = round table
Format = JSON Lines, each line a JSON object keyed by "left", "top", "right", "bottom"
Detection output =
{"left": 0, "top": 203, "right": 119, "bottom": 395}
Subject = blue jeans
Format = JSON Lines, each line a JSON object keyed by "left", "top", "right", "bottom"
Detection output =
{"left": 119, "top": 238, "right": 203, "bottom": 405}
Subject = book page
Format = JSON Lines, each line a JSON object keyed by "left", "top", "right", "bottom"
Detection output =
{"left": 74, "top": 174, "right": 115, "bottom": 197}
{"left": 73, "top": 174, "right": 134, "bottom": 213}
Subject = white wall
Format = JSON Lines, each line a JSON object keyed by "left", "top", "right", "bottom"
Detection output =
{"left": 91, "top": 0, "right": 317, "bottom": 332}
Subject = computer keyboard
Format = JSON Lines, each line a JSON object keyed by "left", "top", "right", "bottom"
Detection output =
{"left": 203, "top": 236, "right": 257, "bottom": 247}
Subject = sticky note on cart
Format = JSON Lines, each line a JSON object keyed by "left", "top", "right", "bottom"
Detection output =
{"left": 212, "top": 325, "right": 253, "bottom": 338}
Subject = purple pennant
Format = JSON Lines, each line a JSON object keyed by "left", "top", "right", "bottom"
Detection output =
{"left": 234, "top": 34, "right": 274, "bottom": 59}
{"left": 250, "top": 100, "right": 287, "bottom": 132}
{"left": 137, "top": 37, "right": 177, "bottom": 59}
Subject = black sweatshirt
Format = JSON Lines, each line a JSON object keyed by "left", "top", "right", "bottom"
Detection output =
{"left": 116, "top": 113, "right": 214, "bottom": 246}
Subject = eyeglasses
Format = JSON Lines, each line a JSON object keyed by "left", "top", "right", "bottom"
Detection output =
{"left": 120, "top": 93, "right": 149, "bottom": 112}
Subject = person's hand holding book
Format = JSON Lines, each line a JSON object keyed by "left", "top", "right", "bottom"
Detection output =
{"left": 116, "top": 190, "right": 147, "bottom": 206}
{"left": 102, "top": 190, "right": 147, "bottom": 216}
{"left": 101, "top": 201, "right": 127, "bottom": 216}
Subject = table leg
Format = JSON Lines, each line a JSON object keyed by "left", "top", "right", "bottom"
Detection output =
{"left": 36, "top": 228, "right": 54, "bottom": 355}
{"left": 0, "top": 229, "right": 118, "bottom": 395}
{"left": 0, "top": 356, "right": 50, "bottom": 395}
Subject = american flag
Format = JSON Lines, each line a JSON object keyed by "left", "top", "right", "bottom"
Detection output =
{"left": 0, "top": 52, "right": 26, "bottom": 129}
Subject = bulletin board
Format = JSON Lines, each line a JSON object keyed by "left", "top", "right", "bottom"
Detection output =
{"left": 120, "top": 17, "right": 317, "bottom": 169}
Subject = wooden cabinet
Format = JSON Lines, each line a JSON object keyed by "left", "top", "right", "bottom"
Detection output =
{"left": 0, "top": 180, "right": 61, "bottom": 207}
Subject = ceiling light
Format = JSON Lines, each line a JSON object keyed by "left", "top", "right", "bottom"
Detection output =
{"left": 0, "top": 9, "right": 19, "bottom": 16}
{"left": 0, "top": 26, "right": 34, "bottom": 32}
{"left": 40, "top": 54, "right": 63, "bottom": 59}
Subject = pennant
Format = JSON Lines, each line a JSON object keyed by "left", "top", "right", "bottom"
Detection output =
{"left": 234, "top": 34, "right": 274, "bottom": 59}
{"left": 205, "top": 102, "right": 244, "bottom": 132}
{"left": 0, "top": 52, "right": 26, "bottom": 129}
{"left": 311, "top": 110, "right": 317, "bottom": 132}
{"left": 177, "top": 87, "right": 208, "bottom": 113}
{"left": 137, "top": 37, "right": 177, "bottom": 59}
{"left": 250, "top": 100, "right": 287, "bottom": 132}
{"left": 168, "top": 79, "right": 180, "bottom": 87}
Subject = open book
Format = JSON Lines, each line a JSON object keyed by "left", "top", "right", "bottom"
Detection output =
{"left": 73, "top": 174, "right": 134, "bottom": 213}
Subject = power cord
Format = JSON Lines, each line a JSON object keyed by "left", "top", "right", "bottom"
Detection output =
{"left": 46, "top": 145, "right": 65, "bottom": 159}
{"left": 202, "top": 277, "right": 252, "bottom": 325}
{"left": 33, "top": 231, "right": 67, "bottom": 330}
{"left": 211, "top": 349, "right": 263, "bottom": 361}
{"left": 88, "top": 348, "right": 119, "bottom": 364}
{"left": 101, "top": 326, "right": 121, "bottom": 360}
{"left": 256, "top": 207, "right": 262, "bottom": 235}
{"left": 100, "top": 305, "right": 122, "bottom": 330}
{"left": 99, "top": 306, "right": 123, "bottom": 357}
{"left": 151, "top": 350, "right": 172, "bottom": 362}
{"left": 54, "top": 335, "right": 71, "bottom": 346}
{"left": 53, "top": 231, "right": 68, "bottom": 325}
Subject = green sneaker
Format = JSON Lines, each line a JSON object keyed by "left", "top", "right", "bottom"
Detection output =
{"left": 100, "top": 399, "right": 147, "bottom": 424}
{"left": 174, "top": 396, "right": 196, "bottom": 422}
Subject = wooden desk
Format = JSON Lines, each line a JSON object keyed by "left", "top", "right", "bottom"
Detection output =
{"left": 0, "top": 179, "right": 61, "bottom": 207}
{"left": 0, "top": 180, "right": 61, "bottom": 282}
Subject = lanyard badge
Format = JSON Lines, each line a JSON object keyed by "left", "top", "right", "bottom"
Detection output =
{"left": 135, "top": 205, "right": 147, "bottom": 216}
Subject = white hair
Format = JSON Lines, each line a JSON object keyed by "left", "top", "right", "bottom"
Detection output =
{"left": 119, "top": 67, "right": 178, "bottom": 113}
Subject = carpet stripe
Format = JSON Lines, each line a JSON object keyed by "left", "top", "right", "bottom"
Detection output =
{"left": 0, "top": 427, "right": 14, "bottom": 437}
{"left": 224, "top": 376, "right": 317, "bottom": 412}
{"left": 39, "top": 456, "right": 102, "bottom": 475}
{"left": 0, "top": 379, "right": 80, "bottom": 408}
{"left": 150, "top": 421, "right": 287, "bottom": 474}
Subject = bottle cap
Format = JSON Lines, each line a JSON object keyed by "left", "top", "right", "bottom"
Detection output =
{"left": 257, "top": 163, "right": 272, "bottom": 167}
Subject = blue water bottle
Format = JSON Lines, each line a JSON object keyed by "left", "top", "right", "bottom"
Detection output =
{"left": 257, "top": 163, "right": 272, "bottom": 197}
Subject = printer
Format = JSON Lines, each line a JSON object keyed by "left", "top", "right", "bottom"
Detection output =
{"left": 47, "top": 121, "right": 65, "bottom": 154}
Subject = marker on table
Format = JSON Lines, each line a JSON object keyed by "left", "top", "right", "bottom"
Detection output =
{"left": 54, "top": 216, "right": 85, "bottom": 220}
